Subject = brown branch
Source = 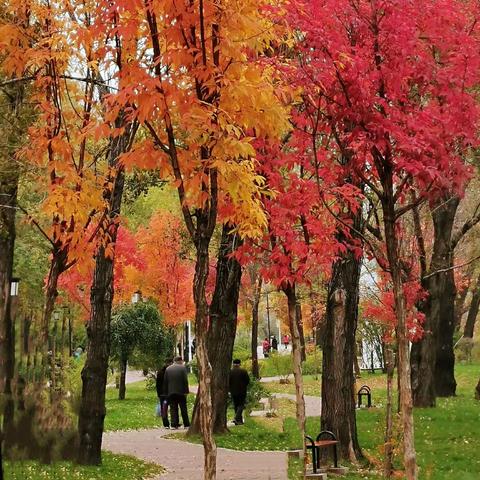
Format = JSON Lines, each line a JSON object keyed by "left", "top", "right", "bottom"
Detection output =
{"left": 423, "top": 254, "right": 480, "bottom": 280}
{"left": 451, "top": 201, "right": 480, "bottom": 250}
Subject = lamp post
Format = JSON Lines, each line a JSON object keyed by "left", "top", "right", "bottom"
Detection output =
{"left": 9, "top": 277, "right": 20, "bottom": 368}
{"left": 265, "top": 290, "right": 271, "bottom": 341}
{"left": 10, "top": 277, "right": 20, "bottom": 297}
{"left": 131, "top": 290, "right": 142, "bottom": 304}
{"left": 61, "top": 306, "right": 70, "bottom": 359}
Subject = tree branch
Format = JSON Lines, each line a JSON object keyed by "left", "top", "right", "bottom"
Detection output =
{"left": 451, "top": 201, "right": 480, "bottom": 250}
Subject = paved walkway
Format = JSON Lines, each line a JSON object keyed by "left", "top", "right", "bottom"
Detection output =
{"left": 103, "top": 428, "right": 287, "bottom": 480}
{"left": 107, "top": 369, "right": 146, "bottom": 388}
{"left": 271, "top": 393, "right": 321, "bottom": 417}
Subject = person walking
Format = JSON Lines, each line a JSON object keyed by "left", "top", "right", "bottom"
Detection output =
{"left": 164, "top": 356, "right": 190, "bottom": 428}
{"left": 282, "top": 334, "right": 290, "bottom": 350}
{"left": 229, "top": 359, "right": 250, "bottom": 425}
{"left": 156, "top": 358, "right": 172, "bottom": 428}
{"left": 262, "top": 337, "right": 271, "bottom": 358}
{"left": 271, "top": 336, "right": 278, "bottom": 351}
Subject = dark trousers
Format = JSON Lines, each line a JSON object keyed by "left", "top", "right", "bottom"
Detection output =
{"left": 232, "top": 393, "right": 246, "bottom": 424}
{"left": 159, "top": 395, "right": 170, "bottom": 428}
{"left": 169, "top": 394, "right": 190, "bottom": 428}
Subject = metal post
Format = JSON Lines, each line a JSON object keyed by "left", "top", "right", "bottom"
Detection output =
{"left": 184, "top": 322, "right": 189, "bottom": 362}
{"left": 68, "top": 315, "right": 72, "bottom": 356}
{"left": 266, "top": 291, "right": 271, "bottom": 341}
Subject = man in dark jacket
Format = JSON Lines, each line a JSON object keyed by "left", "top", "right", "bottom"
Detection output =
{"left": 229, "top": 359, "right": 250, "bottom": 425}
{"left": 156, "top": 359, "right": 172, "bottom": 428}
{"left": 164, "top": 356, "right": 190, "bottom": 428}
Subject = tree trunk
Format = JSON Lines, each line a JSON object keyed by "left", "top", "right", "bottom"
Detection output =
{"left": 464, "top": 273, "right": 480, "bottom": 339}
{"left": 0, "top": 81, "right": 26, "bottom": 455}
{"left": 251, "top": 274, "right": 262, "bottom": 380}
{"left": 454, "top": 267, "right": 472, "bottom": 330}
{"left": 77, "top": 125, "right": 130, "bottom": 465}
{"left": 42, "top": 249, "right": 68, "bottom": 343}
{"left": 382, "top": 191, "right": 417, "bottom": 480}
{"left": 191, "top": 232, "right": 217, "bottom": 480}
{"left": 0, "top": 170, "right": 18, "bottom": 442}
{"left": 321, "top": 230, "right": 363, "bottom": 461}
{"left": 411, "top": 196, "right": 458, "bottom": 405}
{"left": 475, "top": 377, "right": 480, "bottom": 400}
{"left": 284, "top": 285, "right": 306, "bottom": 465}
{"left": 433, "top": 198, "right": 459, "bottom": 398}
{"left": 384, "top": 346, "right": 395, "bottom": 478}
{"left": 190, "top": 225, "right": 242, "bottom": 434}
{"left": 119, "top": 356, "right": 127, "bottom": 400}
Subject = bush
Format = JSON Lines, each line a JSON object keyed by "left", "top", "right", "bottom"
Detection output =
{"left": 246, "top": 377, "right": 268, "bottom": 410}
{"left": 268, "top": 352, "right": 293, "bottom": 380}
{"left": 302, "top": 346, "right": 322, "bottom": 376}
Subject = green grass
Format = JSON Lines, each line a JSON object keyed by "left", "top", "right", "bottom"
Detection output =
{"left": 169, "top": 413, "right": 299, "bottom": 451}
{"left": 263, "top": 371, "right": 386, "bottom": 398}
{"left": 283, "top": 363, "right": 480, "bottom": 479}
{"left": 4, "top": 451, "right": 163, "bottom": 480}
{"left": 103, "top": 363, "right": 480, "bottom": 480}
{"left": 105, "top": 380, "right": 195, "bottom": 431}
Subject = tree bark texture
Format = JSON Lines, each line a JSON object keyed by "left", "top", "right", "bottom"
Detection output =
{"left": 454, "top": 264, "right": 473, "bottom": 330}
{"left": 321, "top": 253, "right": 363, "bottom": 462}
{"left": 191, "top": 233, "right": 217, "bottom": 480}
{"left": 190, "top": 225, "right": 242, "bottom": 434}
{"left": 0, "top": 82, "right": 25, "bottom": 446}
{"left": 432, "top": 198, "right": 458, "bottom": 397}
{"left": 475, "top": 377, "right": 480, "bottom": 400}
{"left": 0, "top": 171, "right": 17, "bottom": 441}
{"left": 119, "top": 356, "right": 127, "bottom": 400}
{"left": 464, "top": 273, "right": 480, "bottom": 338}
{"left": 411, "top": 197, "right": 458, "bottom": 406}
{"left": 77, "top": 126, "right": 130, "bottom": 465}
{"left": 42, "top": 249, "right": 68, "bottom": 343}
{"left": 284, "top": 285, "right": 306, "bottom": 463}
{"left": 382, "top": 190, "right": 417, "bottom": 480}
{"left": 383, "top": 346, "right": 394, "bottom": 478}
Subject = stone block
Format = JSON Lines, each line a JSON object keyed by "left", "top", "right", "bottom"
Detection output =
{"left": 287, "top": 449, "right": 302, "bottom": 459}
{"left": 304, "top": 473, "right": 328, "bottom": 480}
{"left": 327, "top": 466, "right": 349, "bottom": 475}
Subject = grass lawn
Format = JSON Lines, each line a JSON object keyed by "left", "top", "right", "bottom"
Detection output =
{"left": 4, "top": 452, "right": 163, "bottom": 480}
{"left": 105, "top": 380, "right": 196, "bottom": 430}
{"left": 103, "top": 363, "right": 480, "bottom": 480}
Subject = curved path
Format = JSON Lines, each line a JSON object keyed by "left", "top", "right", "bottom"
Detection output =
{"left": 103, "top": 427, "right": 287, "bottom": 480}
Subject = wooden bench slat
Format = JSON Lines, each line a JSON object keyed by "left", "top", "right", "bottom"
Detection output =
{"left": 314, "top": 440, "right": 338, "bottom": 446}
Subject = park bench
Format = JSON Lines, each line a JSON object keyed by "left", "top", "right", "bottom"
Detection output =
{"left": 357, "top": 385, "right": 372, "bottom": 408}
{"left": 305, "top": 430, "right": 339, "bottom": 474}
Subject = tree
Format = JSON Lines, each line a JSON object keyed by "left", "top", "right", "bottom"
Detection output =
{"left": 107, "top": 2, "right": 288, "bottom": 477}
{"left": 464, "top": 272, "right": 480, "bottom": 339}
{"left": 111, "top": 302, "right": 173, "bottom": 400}
{"left": 282, "top": 1, "right": 480, "bottom": 478}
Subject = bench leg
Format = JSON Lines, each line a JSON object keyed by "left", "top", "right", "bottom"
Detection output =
{"left": 312, "top": 447, "right": 317, "bottom": 474}
{"left": 333, "top": 444, "right": 338, "bottom": 468}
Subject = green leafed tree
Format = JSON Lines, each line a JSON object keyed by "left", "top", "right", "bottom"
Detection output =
{"left": 111, "top": 302, "right": 174, "bottom": 400}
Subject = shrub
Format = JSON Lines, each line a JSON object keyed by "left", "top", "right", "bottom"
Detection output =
{"left": 302, "top": 346, "right": 322, "bottom": 377}
{"left": 268, "top": 352, "right": 293, "bottom": 381}
{"left": 246, "top": 377, "right": 268, "bottom": 410}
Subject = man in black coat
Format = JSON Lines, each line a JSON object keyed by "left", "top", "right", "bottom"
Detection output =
{"left": 229, "top": 359, "right": 250, "bottom": 425}
{"left": 164, "top": 356, "right": 190, "bottom": 428}
{"left": 156, "top": 358, "right": 172, "bottom": 428}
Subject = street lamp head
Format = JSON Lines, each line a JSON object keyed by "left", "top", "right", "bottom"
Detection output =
{"left": 53, "top": 311, "right": 60, "bottom": 321}
{"left": 131, "top": 290, "right": 142, "bottom": 304}
{"left": 10, "top": 277, "right": 20, "bottom": 297}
